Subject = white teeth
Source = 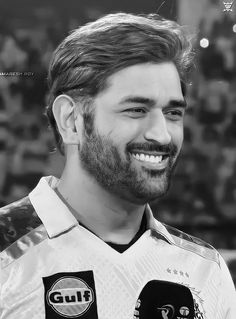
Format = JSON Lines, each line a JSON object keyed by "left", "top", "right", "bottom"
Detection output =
{"left": 140, "top": 154, "right": 145, "bottom": 161}
{"left": 131, "top": 153, "right": 163, "bottom": 163}
{"left": 150, "top": 155, "right": 155, "bottom": 163}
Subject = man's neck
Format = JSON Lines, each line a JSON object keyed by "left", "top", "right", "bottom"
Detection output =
{"left": 56, "top": 167, "right": 146, "bottom": 244}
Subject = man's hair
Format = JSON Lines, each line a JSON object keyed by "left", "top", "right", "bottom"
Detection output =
{"left": 46, "top": 12, "right": 194, "bottom": 155}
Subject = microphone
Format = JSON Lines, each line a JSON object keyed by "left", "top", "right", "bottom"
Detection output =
{"left": 133, "top": 280, "right": 195, "bottom": 319}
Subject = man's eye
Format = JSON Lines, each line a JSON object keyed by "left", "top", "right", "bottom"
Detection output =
{"left": 125, "top": 108, "right": 147, "bottom": 114}
{"left": 165, "top": 109, "right": 184, "bottom": 120}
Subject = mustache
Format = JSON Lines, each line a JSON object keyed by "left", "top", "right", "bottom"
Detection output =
{"left": 126, "top": 142, "right": 177, "bottom": 155}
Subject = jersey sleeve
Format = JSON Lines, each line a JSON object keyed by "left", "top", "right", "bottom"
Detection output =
{"left": 219, "top": 254, "right": 236, "bottom": 319}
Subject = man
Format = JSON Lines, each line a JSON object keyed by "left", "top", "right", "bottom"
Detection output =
{"left": 0, "top": 13, "right": 235, "bottom": 319}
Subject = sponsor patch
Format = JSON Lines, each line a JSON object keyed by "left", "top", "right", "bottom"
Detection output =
{"left": 43, "top": 271, "right": 98, "bottom": 318}
{"left": 133, "top": 280, "right": 195, "bottom": 319}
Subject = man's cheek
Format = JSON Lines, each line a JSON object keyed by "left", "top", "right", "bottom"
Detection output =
{"left": 172, "top": 131, "right": 183, "bottom": 152}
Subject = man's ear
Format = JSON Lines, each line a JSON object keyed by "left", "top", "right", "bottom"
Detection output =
{"left": 52, "top": 94, "right": 83, "bottom": 145}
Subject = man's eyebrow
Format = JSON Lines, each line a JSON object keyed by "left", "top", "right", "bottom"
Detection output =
{"left": 119, "top": 95, "right": 187, "bottom": 108}
{"left": 119, "top": 96, "right": 156, "bottom": 107}
{"left": 166, "top": 99, "right": 187, "bottom": 108}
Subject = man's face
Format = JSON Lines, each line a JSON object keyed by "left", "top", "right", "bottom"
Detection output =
{"left": 79, "top": 62, "right": 186, "bottom": 204}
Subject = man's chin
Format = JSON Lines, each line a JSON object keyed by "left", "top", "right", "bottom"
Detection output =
{"left": 128, "top": 182, "right": 170, "bottom": 204}
{"left": 142, "top": 167, "right": 167, "bottom": 178}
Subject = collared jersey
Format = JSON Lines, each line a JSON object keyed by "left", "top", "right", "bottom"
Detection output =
{"left": 0, "top": 176, "right": 235, "bottom": 319}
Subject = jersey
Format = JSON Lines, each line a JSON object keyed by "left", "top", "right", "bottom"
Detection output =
{"left": 0, "top": 176, "right": 236, "bottom": 319}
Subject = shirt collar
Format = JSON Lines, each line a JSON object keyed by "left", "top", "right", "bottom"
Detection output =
{"left": 29, "top": 176, "right": 174, "bottom": 243}
{"left": 29, "top": 176, "right": 78, "bottom": 238}
{"left": 145, "top": 204, "right": 174, "bottom": 244}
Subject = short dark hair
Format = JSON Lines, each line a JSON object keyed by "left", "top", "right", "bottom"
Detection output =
{"left": 46, "top": 12, "right": 194, "bottom": 155}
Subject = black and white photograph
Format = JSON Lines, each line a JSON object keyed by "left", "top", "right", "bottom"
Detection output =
{"left": 0, "top": 1, "right": 235, "bottom": 318}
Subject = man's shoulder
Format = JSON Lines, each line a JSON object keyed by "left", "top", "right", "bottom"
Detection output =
{"left": 160, "top": 222, "right": 220, "bottom": 266}
{"left": 0, "top": 197, "right": 43, "bottom": 253}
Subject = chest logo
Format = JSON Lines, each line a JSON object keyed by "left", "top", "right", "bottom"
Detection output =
{"left": 43, "top": 271, "right": 98, "bottom": 318}
{"left": 133, "top": 280, "right": 195, "bottom": 319}
{"left": 47, "top": 277, "right": 93, "bottom": 317}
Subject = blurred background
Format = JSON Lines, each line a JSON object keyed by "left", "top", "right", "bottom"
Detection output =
{"left": 0, "top": 0, "right": 235, "bottom": 283}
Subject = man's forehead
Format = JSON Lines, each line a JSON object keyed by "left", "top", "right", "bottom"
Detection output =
{"left": 98, "top": 62, "right": 184, "bottom": 106}
{"left": 105, "top": 62, "right": 181, "bottom": 92}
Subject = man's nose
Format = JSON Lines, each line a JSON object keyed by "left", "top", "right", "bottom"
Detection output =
{"left": 144, "top": 110, "right": 171, "bottom": 145}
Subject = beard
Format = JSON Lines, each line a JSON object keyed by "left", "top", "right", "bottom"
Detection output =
{"left": 79, "top": 117, "right": 179, "bottom": 204}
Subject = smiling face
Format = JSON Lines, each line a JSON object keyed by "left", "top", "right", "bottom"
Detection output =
{"left": 79, "top": 62, "right": 186, "bottom": 204}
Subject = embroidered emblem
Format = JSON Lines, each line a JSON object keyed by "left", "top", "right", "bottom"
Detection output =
{"left": 133, "top": 280, "right": 195, "bottom": 318}
{"left": 43, "top": 271, "right": 98, "bottom": 318}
